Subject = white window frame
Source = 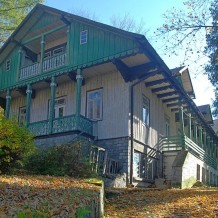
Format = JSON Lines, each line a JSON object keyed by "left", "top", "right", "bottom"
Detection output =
{"left": 53, "top": 46, "right": 65, "bottom": 56}
{"left": 142, "top": 96, "right": 150, "bottom": 126}
{"left": 48, "top": 96, "right": 66, "bottom": 119}
{"left": 86, "top": 88, "right": 103, "bottom": 121}
{"left": 165, "top": 116, "right": 170, "bottom": 136}
{"left": 18, "top": 106, "right": 26, "bottom": 125}
{"left": 80, "top": 30, "right": 88, "bottom": 45}
{"left": 6, "top": 59, "right": 11, "bottom": 71}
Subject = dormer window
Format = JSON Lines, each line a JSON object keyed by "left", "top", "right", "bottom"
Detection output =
{"left": 6, "top": 59, "right": 11, "bottom": 71}
{"left": 80, "top": 30, "right": 88, "bottom": 44}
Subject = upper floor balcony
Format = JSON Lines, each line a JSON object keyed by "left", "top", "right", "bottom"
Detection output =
{"left": 19, "top": 52, "right": 66, "bottom": 80}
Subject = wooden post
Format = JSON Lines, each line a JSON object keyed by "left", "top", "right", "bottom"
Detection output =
{"left": 199, "top": 126, "right": 203, "bottom": 148}
{"left": 49, "top": 76, "right": 56, "bottom": 134}
{"left": 26, "top": 84, "right": 32, "bottom": 127}
{"left": 75, "top": 69, "right": 83, "bottom": 129}
{"left": 178, "top": 99, "right": 185, "bottom": 149}
{"left": 5, "top": 89, "right": 11, "bottom": 118}
{"left": 203, "top": 131, "right": 207, "bottom": 151}
{"left": 17, "top": 47, "right": 22, "bottom": 80}
{"left": 66, "top": 25, "right": 70, "bottom": 65}
{"left": 193, "top": 122, "right": 197, "bottom": 144}
{"left": 187, "top": 112, "right": 192, "bottom": 139}
{"left": 40, "top": 35, "right": 45, "bottom": 73}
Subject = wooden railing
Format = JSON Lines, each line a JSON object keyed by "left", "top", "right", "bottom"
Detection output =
{"left": 19, "top": 53, "right": 66, "bottom": 80}
{"left": 28, "top": 114, "right": 93, "bottom": 136}
{"left": 160, "top": 135, "right": 217, "bottom": 169}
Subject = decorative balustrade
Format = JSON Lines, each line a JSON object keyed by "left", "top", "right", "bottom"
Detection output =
{"left": 28, "top": 114, "right": 93, "bottom": 137}
{"left": 19, "top": 53, "right": 66, "bottom": 80}
{"left": 28, "top": 120, "right": 49, "bottom": 136}
{"left": 20, "top": 62, "right": 40, "bottom": 80}
{"left": 160, "top": 135, "right": 217, "bottom": 169}
{"left": 43, "top": 53, "right": 66, "bottom": 72}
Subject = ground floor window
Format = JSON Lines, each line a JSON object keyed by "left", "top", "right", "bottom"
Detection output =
{"left": 197, "top": 164, "right": 200, "bottom": 181}
{"left": 133, "top": 151, "right": 146, "bottom": 178}
{"left": 18, "top": 106, "right": 26, "bottom": 125}
{"left": 86, "top": 88, "right": 103, "bottom": 121}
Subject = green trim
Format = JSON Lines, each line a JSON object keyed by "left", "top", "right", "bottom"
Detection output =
{"left": 5, "top": 89, "right": 11, "bottom": 118}
{"left": 75, "top": 69, "right": 83, "bottom": 128}
{"left": 49, "top": 76, "right": 56, "bottom": 134}
{"left": 40, "top": 35, "right": 45, "bottom": 73}
{"left": 26, "top": 84, "right": 32, "bottom": 127}
{"left": 187, "top": 113, "right": 191, "bottom": 139}
{"left": 22, "top": 25, "right": 66, "bottom": 45}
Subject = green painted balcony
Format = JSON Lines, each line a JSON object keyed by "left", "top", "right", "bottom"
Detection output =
{"left": 160, "top": 135, "right": 218, "bottom": 170}
{"left": 28, "top": 114, "right": 93, "bottom": 137}
{"left": 19, "top": 52, "right": 67, "bottom": 80}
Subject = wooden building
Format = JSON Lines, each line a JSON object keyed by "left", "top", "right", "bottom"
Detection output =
{"left": 0, "top": 4, "right": 217, "bottom": 188}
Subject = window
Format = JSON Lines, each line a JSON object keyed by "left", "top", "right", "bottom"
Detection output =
{"left": 18, "top": 107, "right": 26, "bottom": 125}
{"left": 53, "top": 46, "right": 65, "bottom": 56}
{"left": 44, "top": 51, "right": 51, "bottom": 59}
{"left": 87, "top": 89, "right": 103, "bottom": 121}
{"left": 80, "top": 30, "right": 88, "bottom": 44}
{"left": 6, "top": 59, "right": 11, "bottom": 71}
{"left": 133, "top": 151, "right": 146, "bottom": 178}
{"left": 197, "top": 164, "right": 200, "bottom": 180}
{"left": 48, "top": 97, "right": 66, "bottom": 119}
{"left": 142, "top": 96, "right": 150, "bottom": 126}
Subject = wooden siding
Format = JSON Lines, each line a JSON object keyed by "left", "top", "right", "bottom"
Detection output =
{"left": 9, "top": 70, "right": 129, "bottom": 139}
{"left": 132, "top": 82, "right": 178, "bottom": 149}
{"left": 0, "top": 10, "right": 139, "bottom": 91}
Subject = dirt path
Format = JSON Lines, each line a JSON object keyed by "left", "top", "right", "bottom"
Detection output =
{"left": 105, "top": 187, "right": 218, "bottom": 218}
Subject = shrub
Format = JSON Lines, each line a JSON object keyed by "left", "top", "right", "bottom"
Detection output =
{"left": 0, "top": 109, "right": 35, "bottom": 174}
{"left": 24, "top": 142, "right": 94, "bottom": 178}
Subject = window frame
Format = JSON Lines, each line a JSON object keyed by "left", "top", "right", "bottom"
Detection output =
{"left": 48, "top": 96, "right": 67, "bottom": 119}
{"left": 18, "top": 106, "right": 26, "bottom": 125}
{"left": 80, "top": 30, "right": 88, "bottom": 45}
{"left": 142, "top": 95, "right": 150, "bottom": 126}
{"left": 86, "top": 88, "right": 103, "bottom": 121}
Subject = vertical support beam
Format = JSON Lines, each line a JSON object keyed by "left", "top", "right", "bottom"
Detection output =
{"left": 199, "top": 126, "right": 203, "bottom": 148}
{"left": 187, "top": 112, "right": 192, "bottom": 139}
{"left": 49, "top": 76, "right": 56, "bottom": 134}
{"left": 5, "top": 89, "right": 11, "bottom": 118}
{"left": 203, "top": 131, "right": 207, "bottom": 151}
{"left": 66, "top": 25, "right": 71, "bottom": 65}
{"left": 26, "top": 84, "right": 32, "bottom": 127}
{"left": 206, "top": 136, "right": 210, "bottom": 155}
{"left": 75, "top": 69, "right": 83, "bottom": 129}
{"left": 178, "top": 99, "right": 185, "bottom": 149}
{"left": 193, "top": 122, "right": 197, "bottom": 144}
{"left": 17, "top": 47, "right": 23, "bottom": 80}
{"left": 40, "top": 35, "right": 45, "bottom": 73}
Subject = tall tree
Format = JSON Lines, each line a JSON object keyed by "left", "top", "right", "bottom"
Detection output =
{"left": 0, "top": 0, "right": 44, "bottom": 45}
{"left": 205, "top": 2, "right": 218, "bottom": 116}
{"left": 155, "top": 0, "right": 213, "bottom": 67}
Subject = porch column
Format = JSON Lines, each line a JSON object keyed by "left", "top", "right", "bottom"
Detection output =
{"left": 193, "top": 122, "right": 197, "bottom": 144}
{"left": 49, "top": 76, "right": 56, "bottom": 134}
{"left": 66, "top": 26, "right": 70, "bottom": 65}
{"left": 26, "top": 84, "right": 32, "bottom": 127}
{"left": 5, "top": 89, "right": 11, "bottom": 118}
{"left": 187, "top": 112, "right": 192, "bottom": 139}
{"left": 75, "top": 69, "right": 83, "bottom": 128}
{"left": 199, "top": 126, "right": 203, "bottom": 148}
{"left": 17, "top": 47, "right": 23, "bottom": 79}
{"left": 178, "top": 99, "right": 185, "bottom": 149}
{"left": 40, "top": 35, "right": 45, "bottom": 73}
{"left": 203, "top": 131, "right": 207, "bottom": 151}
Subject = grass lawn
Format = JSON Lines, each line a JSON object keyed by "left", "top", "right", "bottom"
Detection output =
{"left": 105, "top": 187, "right": 218, "bottom": 218}
{"left": 0, "top": 175, "right": 101, "bottom": 217}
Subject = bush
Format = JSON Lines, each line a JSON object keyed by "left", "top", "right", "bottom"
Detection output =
{"left": 0, "top": 109, "right": 35, "bottom": 174}
{"left": 24, "top": 142, "right": 94, "bottom": 178}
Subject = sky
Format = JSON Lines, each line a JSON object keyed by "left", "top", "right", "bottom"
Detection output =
{"left": 44, "top": 0, "right": 215, "bottom": 107}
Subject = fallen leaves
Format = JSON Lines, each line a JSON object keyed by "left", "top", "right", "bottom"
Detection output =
{"left": 0, "top": 175, "right": 101, "bottom": 217}
{"left": 105, "top": 188, "right": 218, "bottom": 218}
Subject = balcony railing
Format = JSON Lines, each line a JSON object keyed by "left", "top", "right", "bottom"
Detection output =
{"left": 19, "top": 53, "right": 66, "bottom": 80}
{"left": 28, "top": 114, "right": 93, "bottom": 137}
{"left": 160, "top": 135, "right": 217, "bottom": 169}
